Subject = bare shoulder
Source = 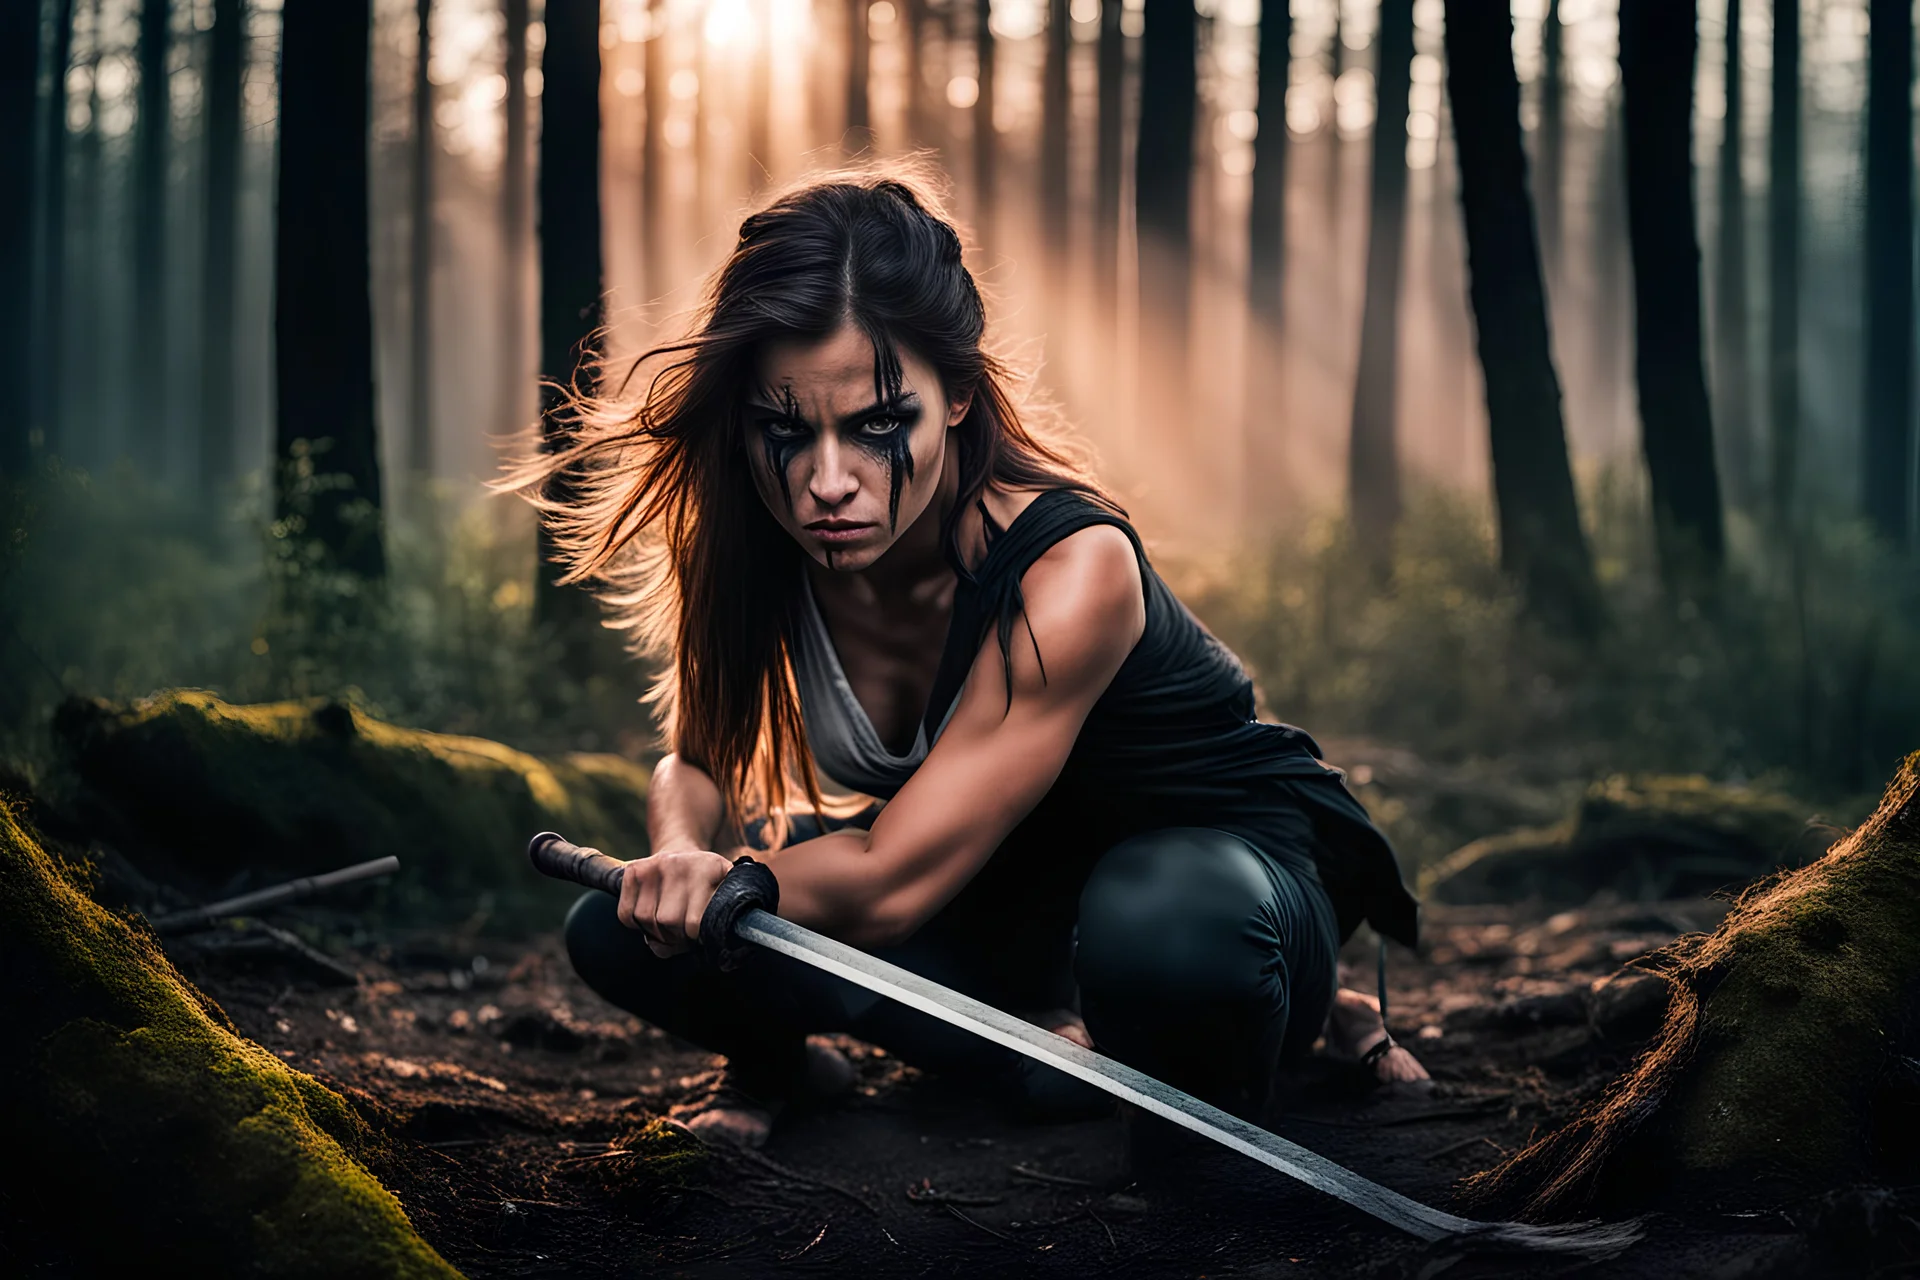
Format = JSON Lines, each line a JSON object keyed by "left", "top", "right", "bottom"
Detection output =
{"left": 1018, "top": 523, "right": 1146, "bottom": 666}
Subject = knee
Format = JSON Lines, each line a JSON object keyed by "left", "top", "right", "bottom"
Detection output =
{"left": 1075, "top": 829, "right": 1277, "bottom": 1003}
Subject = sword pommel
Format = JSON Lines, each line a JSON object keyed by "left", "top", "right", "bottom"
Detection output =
{"left": 527, "top": 831, "right": 627, "bottom": 897}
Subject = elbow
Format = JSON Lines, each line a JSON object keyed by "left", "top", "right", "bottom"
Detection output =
{"left": 847, "top": 894, "right": 930, "bottom": 950}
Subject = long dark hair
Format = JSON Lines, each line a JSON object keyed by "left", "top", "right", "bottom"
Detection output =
{"left": 502, "top": 165, "right": 1111, "bottom": 835}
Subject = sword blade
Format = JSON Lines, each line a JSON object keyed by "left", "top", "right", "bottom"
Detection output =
{"left": 738, "top": 909, "right": 1633, "bottom": 1254}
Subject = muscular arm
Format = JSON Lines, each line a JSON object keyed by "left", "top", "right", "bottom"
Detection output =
{"left": 761, "top": 523, "right": 1146, "bottom": 946}
{"left": 646, "top": 751, "right": 728, "bottom": 854}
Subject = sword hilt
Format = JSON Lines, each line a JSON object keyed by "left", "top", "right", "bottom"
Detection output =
{"left": 527, "top": 831, "right": 627, "bottom": 896}
{"left": 526, "top": 831, "right": 778, "bottom": 972}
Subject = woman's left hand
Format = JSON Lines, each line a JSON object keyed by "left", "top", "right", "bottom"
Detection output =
{"left": 616, "top": 849, "right": 737, "bottom": 958}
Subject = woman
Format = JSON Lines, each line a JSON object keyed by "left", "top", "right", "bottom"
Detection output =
{"left": 511, "top": 171, "right": 1426, "bottom": 1155}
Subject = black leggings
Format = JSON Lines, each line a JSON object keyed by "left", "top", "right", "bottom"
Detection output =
{"left": 565, "top": 823, "right": 1340, "bottom": 1121}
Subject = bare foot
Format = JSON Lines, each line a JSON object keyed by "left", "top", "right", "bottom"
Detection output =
{"left": 1325, "top": 987, "right": 1431, "bottom": 1086}
{"left": 679, "top": 1036, "right": 856, "bottom": 1149}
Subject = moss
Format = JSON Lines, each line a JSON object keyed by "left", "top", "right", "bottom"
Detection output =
{"left": 0, "top": 797, "right": 459, "bottom": 1276}
{"left": 53, "top": 690, "right": 651, "bottom": 920}
{"left": 1463, "top": 753, "right": 1920, "bottom": 1218}
{"left": 1421, "top": 773, "right": 1829, "bottom": 904}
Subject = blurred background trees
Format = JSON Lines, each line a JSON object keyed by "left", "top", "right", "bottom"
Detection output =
{"left": 3, "top": 0, "right": 1918, "bottom": 789}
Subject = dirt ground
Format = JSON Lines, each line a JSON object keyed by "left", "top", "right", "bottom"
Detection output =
{"left": 148, "top": 884, "right": 1898, "bottom": 1280}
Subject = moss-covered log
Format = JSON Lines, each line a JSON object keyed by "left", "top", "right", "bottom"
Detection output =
{"left": 52, "top": 690, "right": 652, "bottom": 919}
{"left": 1464, "top": 753, "right": 1920, "bottom": 1217}
{"left": 0, "top": 797, "right": 459, "bottom": 1276}
{"left": 1421, "top": 773, "right": 1833, "bottom": 905}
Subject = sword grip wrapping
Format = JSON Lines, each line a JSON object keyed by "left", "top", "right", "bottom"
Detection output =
{"left": 527, "top": 831, "right": 628, "bottom": 897}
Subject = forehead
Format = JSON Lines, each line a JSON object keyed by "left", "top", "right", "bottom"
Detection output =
{"left": 753, "top": 323, "right": 929, "bottom": 407}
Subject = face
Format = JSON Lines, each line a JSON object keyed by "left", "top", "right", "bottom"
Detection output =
{"left": 745, "top": 322, "right": 969, "bottom": 572}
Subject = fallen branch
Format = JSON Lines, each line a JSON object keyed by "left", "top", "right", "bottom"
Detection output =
{"left": 148, "top": 856, "right": 401, "bottom": 934}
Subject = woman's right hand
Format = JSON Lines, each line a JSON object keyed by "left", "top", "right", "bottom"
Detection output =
{"left": 617, "top": 849, "right": 737, "bottom": 959}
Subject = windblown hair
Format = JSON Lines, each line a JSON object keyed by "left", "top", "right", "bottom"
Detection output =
{"left": 501, "top": 166, "right": 1110, "bottom": 838}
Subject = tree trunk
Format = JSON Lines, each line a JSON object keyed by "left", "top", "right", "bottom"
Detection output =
{"left": 903, "top": 0, "right": 926, "bottom": 149}
{"left": 749, "top": 0, "right": 772, "bottom": 187}
{"left": 71, "top": 0, "right": 104, "bottom": 468}
{"left": 0, "top": 0, "right": 35, "bottom": 475}
{"left": 845, "top": 0, "right": 870, "bottom": 152}
{"left": 408, "top": 0, "right": 434, "bottom": 483}
{"left": 1136, "top": 0, "right": 1197, "bottom": 437}
{"left": 973, "top": 0, "right": 996, "bottom": 245}
{"left": 1768, "top": 0, "right": 1800, "bottom": 525}
{"left": 1714, "top": 0, "right": 1753, "bottom": 507}
{"left": 1862, "top": 0, "right": 1914, "bottom": 544}
{"left": 1443, "top": 0, "right": 1602, "bottom": 636}
{"left": 1094, "top": 0, "right": 1123, "bottom": 315}
{"left": 642, "top": 1, "right": 667, "bottom": 299}
{"left": 275, "top": 0, "right": 385, "bottom": 581}
{"left": 1619, "top": 0, "right": 1726, "bottom": 582}
{"left": 1346, "top": 0, "right": 1414, "bottom": 542}
{"left": 134, "top": 0, "right": 169, "bottom": 470}
{"left": 1536, "top": 0, "right": 1564, "bottom": 274}
{"left": 35, "top": 0, "right": 76, "bottom": 461}
{"left": 1246, "top": 0, "right": 1289, "bottom": 322}
{"left": 1040, "top": 0, "right": 1070, "bottom": 251}
{"left": 200, "top": 0, "right": 243, "bottom": 491}
{"left": 535, "top": 0, "right": 604, "bottom": 654}
{"left": 1466, "top": 752, "right": 1920, "bottom": 1218}
{"left": 500, "top": 0, "right": 529, "bottom": 434}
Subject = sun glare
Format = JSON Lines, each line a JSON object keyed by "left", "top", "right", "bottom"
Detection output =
{"left": 704, "top": 0, "right": 755, "bottom": 48}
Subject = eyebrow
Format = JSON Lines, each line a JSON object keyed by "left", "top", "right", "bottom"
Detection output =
{"left": 744, "top": 391, "right": 922, "bottom": 427}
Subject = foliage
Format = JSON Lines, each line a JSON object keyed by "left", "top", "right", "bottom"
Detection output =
{"left": 1180, "top": 480, "right": 1920, "bottom": 799}
{"left": 0, "top": 795, "right": 457, "bottom": 1276}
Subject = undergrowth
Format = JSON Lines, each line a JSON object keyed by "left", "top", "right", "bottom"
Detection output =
{"left": 4, "top": 460, "right": 1914, "bottom": 806}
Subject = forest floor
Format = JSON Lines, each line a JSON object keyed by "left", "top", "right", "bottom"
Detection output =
{"left": 158, "top": 886, "right": 1871, "bottom": 1280}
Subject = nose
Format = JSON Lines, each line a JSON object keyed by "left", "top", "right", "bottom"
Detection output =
{"left": 807, "top": 432, "right": 859, "bottom": 510}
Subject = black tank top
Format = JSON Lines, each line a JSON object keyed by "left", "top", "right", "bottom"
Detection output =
{"left": 922, "top": 488, "right": 1419, "bottom": 948}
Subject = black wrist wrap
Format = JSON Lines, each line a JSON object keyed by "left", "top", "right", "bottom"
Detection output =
{"left": 700, "top": 855, "right": 779, "bottom": 972}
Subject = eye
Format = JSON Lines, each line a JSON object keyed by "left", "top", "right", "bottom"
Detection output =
{"left": 759, "top": 418, "right": 810, "bottom": 440}
{"left": 856, "top": 415, "right": 906, "bottom": 437}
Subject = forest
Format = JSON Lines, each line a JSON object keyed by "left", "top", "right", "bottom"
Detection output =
{"left": 3, "top": 0, "right": 1920, "bottom": 1276}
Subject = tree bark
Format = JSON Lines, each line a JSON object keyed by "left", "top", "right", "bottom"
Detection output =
{"left": 1041, "top": 0, "right": 1070, "bottom": 251}
{"left": 1714, "top": 0, "right": 1752, "bottom": 507}
{"left": 1094, "top": 0, "right": 1123, "bottom": 316}
{"left": 1444, "top": 0, "right": 1602, "bottom": 636}
{"left": 1619, "top": 0, "right": 1726, "bottom": 581}
{"left": 275, "top": 0, "right": 385, "bottom": 580}
{"left": 1347, "top": 0, "right": 1414, "bottom": 541}
{"left": 973, "top": 0, "right": 996, "bottom": 246}
{"left": 1862, "top": 0, "right": 1914, "bottom": 544}
{"left": 134, "top": 0, "right": 169, "bottom": 470}
{"left": 642, "top": 0, "right": 666, "bottom": 299}
{"left": 35, "top": 0, "right": 76, "bottom": 460}
{"left": 1536, "top": 0, "right": 1564, "bottom": 274}
{"left": 1136, "top": 0, "right": 1197, "bottom": 436}
{"left": 1246, "top": 0, "right": 1289, "bottom": 322}
{"left": 200, "top": 0, "right": 243, "bottom": 491}
{"left": 500, "top": 0, "right": 529, "bottom": 434}
{"left": 408, "top": 0, "right": 435, "bottom": 482}
{"left": 845, "top": 0, "right": 870, "bottom": 152}
{"left": 1768, "top": 0, "right": 1801, "bottom": 524}
{"left": 0, "top": 0, "right": 36, "bottom": 475}
{"left": 535, "top": 0, "right": 605, "bottom": 653}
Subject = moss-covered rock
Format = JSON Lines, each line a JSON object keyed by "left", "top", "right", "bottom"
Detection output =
{"left": 1463, "top": 753, "right": 1920, "bottom": 1217}
{"left": 52, "top": 690, "right": 652, "bottom": 920}
{"left": 0, "top": 796, "right": 459, "bottom": 1276}
{"left": 1421, "top": 773, "right": 1834, "bottom": 905}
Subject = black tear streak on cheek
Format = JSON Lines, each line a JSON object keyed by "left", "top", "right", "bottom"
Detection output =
{"left": 886, "top": 430, "right": 915, "bottom": 532}
{"left": 762, "top": 432, "right": 801, "bottom": 513}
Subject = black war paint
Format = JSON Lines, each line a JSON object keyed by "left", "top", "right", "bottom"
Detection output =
{"left": 857, "top": 336, "right": 916, "bottom": 532}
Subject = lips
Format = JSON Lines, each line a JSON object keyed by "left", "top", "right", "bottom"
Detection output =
{"left": 804, "top": 519, "right": 875, "bottom": 543}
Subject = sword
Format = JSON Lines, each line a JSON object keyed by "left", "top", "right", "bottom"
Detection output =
{"left": 528, "top": 832, "right": 1637, "bottom": 1257}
